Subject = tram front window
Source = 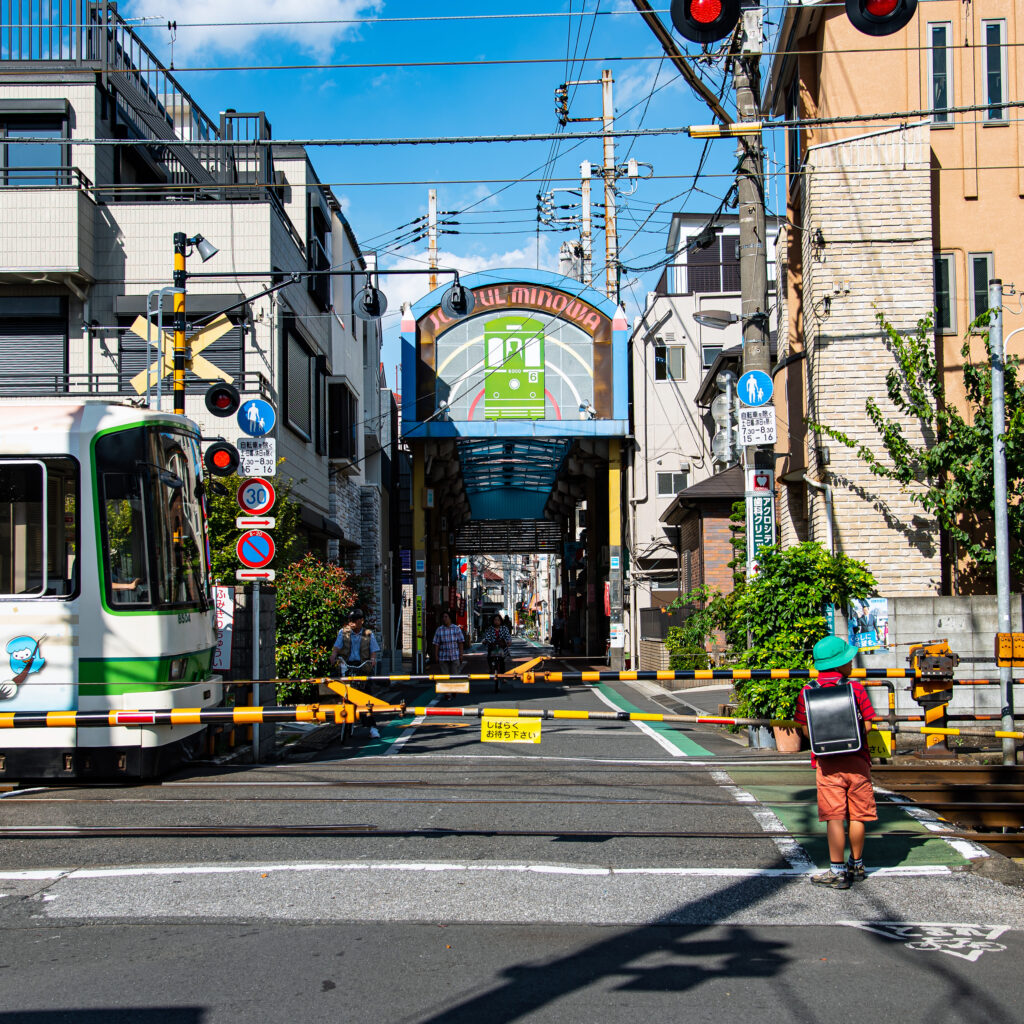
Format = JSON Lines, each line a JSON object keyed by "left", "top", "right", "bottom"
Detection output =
{"left": 0, "top": 458, "right": 78, "bottom": 599}
{"left": 97, "top": 426, "right": 209, "bottom": 611}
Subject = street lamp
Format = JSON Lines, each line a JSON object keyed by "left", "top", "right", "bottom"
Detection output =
{"left": 693, "top": 308, "right": 740, "bottom": 330}
{"left": 172, "top": 231, "right": 219, "bottom": 415}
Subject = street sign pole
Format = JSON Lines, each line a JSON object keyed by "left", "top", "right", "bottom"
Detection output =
{"left": 252, "top": 579, "right": 260, "bottom": 759}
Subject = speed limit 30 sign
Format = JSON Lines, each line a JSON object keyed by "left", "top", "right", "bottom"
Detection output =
{"left": 237, "top": 477, "right": 276, "bottom": 516}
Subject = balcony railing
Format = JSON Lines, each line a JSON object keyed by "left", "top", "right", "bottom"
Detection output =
{"left": 0, "top": 371, "right": 272, "bottom": 400}
{"left": 0, "top": 166, "right": 93, "bottom": 189}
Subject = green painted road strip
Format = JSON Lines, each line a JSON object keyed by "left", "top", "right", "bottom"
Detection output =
{"left": 353, "top": 688, "right": 436, "bottom": 758}
{"left": 728, "top": 767, "right": 971, "bottom": 869}
{"left": 596, "top": 682, "right": 713, "bottom": 757}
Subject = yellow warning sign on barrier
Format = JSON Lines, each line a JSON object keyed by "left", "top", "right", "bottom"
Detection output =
{"left": 481, "top": 717, "right": 541, "bottom": 744}
{"left": 867, "top": 729, "right": 893, "bottom": 758}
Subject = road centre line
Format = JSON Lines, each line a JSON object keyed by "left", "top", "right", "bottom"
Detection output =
{"left": 0, "top": 861, "right": 956, "bottom": 883}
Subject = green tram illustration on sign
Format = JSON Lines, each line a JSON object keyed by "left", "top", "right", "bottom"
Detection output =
{"left": 484, "top": 315, "right": 546, "bottom": 419}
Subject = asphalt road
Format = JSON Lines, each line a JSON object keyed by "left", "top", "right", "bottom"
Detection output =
{"left": 1, "top": 644, "right": 1022, "bottom": 1022}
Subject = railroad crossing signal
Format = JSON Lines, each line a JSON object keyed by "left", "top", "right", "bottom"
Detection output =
{"left": 670, "top": 0, "right": 741, "bottom": 43}
{"left": 845, "top": 0, "right": 917, "bottom": 36}
{"left": 237, "top": 530, "right": 275, "bottom": 569}
{"left": 204, "top": 441, "right": 240, "bottom": 476}
{"left": 128, "top": 314, "right": 235, "bottom": 395}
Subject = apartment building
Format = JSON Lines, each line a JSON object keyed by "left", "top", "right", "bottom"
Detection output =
{"left": 0, "top": 2, "right": 395, "bottom": 641}
{"left": 628, "top": 212, "right": 778, "bottom": 661}
{"left": 765, "top": 0, "right": 1024, "bottom": 595}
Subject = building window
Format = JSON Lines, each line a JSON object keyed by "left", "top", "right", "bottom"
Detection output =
{"left": 929, "top": 24, "right": 953, "bottom": 125}
{"left": 0, "top": 297, "right": 67, "bottom": 393}
{"left": 933, "top": 253, "right": 956, "bottom": 334}
{"left": 969, "top": 253, "right": 993, "bottom": 321}
{"left": 702, "top": 344, "right": 723, "bottom": 369}
{"left": 721, "top": 235, "right": 741, "bottom": 292}
{"left": 328, "top": 380, "right": 358, "bottom": 461}
{"left": 307, "top": 195, "right": 332, "bottom": 309}
{"left": 982, "top": 21, "right": 1006, "bottom": 121}
{"left": 0, "top": 116, "right": 65, "bottom": 185}
{"left": 686, "top": 236, "right": 721, "bottom": 295}
{"left": 786, "top": 78, "right": 802, "bottom": 184}
{"left": 285, "top": 325, "right": 314, "bottom": 441}
{"left": 653, "top": 344, "right": 684, "bottom": 381}
{"left": 656, "top": 471, "right": 688, "bottom": 497}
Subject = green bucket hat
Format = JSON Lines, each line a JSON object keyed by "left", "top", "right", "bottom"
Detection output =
{"left": 812, "top": 634, "right": 860, "bottom": 671}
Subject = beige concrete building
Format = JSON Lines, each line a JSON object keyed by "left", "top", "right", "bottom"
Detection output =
{"left": 765, "top": 0, "right": 1024, "bottom": 596}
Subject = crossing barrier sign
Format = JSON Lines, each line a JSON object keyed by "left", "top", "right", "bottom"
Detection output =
{"left": 237, "top": 530, "right": 275, "bottom": 569}
{"left": 237, "top": 477, "right": 276, "bottom": 515}
{"left": 238, "top": 437, "right": 277, "bottom": 477}
{"left": 481, "top": 717, "right": 541, "bottom": 743}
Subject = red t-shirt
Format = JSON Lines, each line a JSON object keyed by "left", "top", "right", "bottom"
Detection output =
{"left": 794, "top": 671, "right": 878, "bottom": 771}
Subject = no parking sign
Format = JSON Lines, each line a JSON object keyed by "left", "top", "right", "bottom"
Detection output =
{"left": 237, "top": 530, "right": 275, "bottom": 569}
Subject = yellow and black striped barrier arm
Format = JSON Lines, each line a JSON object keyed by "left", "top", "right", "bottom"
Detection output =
{"left": 1, "top": 705, "right": 1021, "bottom": 741}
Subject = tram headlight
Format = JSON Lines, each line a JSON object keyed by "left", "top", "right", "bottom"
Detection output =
{"left": 204, "top": 442, "right": 240, "bottom": 477}
{"left": 168, "top": 657, "right": 188, "bottom": 681}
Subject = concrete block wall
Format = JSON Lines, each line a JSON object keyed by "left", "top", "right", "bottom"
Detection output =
{"left": 226, "top": 586, "right": 277, "bottom": 760}
{"left": 802, "top": 122, "right": 942, "bottom": 596}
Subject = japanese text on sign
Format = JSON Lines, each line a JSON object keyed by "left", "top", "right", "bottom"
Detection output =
{"left": 738, "top": 407, "right": 777, "bottom": 446}
{"left": 212, "top": 586, "right": 234, "bottom": 671}
{"left": 481, "top": 717, "right": 542, "bottom": 743}
{"left": 749, "top": 495, "right": 775, "bottom": 551}
{"left": 237, "top": 437, "right": 277, "bottom": 477}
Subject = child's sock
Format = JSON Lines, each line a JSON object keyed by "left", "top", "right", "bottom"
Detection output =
{"left": 830, "top": 862, "right": 846, "bottom": 875}
{"left": 849, "top": 857, "right": 864, "bottom": 869}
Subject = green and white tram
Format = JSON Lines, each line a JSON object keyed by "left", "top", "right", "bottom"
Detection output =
{"left": 483, "top": 315, "right": 546, "bottom": 420}
{"left": 0, "top": 402, "right": 221, "bottom": 778}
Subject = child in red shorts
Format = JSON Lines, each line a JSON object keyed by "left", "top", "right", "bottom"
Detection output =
{"left": 794, "top": 635, "right": 880, "bottom": 889}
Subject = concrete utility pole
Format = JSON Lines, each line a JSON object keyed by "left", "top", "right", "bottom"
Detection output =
{"left": 601, "top": 69, "right": 619, "bottom": 302}
{"left": 989, "top": 279, "right": 1017, "bottom": 766}
{"left": 580, "top": 160, "right": 593, "bottom": 287}
{"left": 734, "top": 7, "right": 770, "bottom": 380}
{"left": 428, "top": 189, "right": 438, "bottom": 293}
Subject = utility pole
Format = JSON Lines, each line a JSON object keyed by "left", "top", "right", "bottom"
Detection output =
{"left": 580, "top": 160, "right": 593, "bottom": 287}
{"left": 734, "top": 6, "right": 770, "bottom": 380}
{"left": 989, "top": 279, "right": 1017, "bottom": 766}
{"left": 601, "top": 69, "right": 618, "bottom": 302}
{"left": 428, "top": 188, "right": 438, "bottom": 293}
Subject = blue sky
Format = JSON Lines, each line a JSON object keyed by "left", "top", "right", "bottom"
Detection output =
{"left": 121, "top": 1, "right": 784, "bottom": 377}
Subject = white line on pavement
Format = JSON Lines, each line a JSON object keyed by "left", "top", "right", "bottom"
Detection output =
{"left": 590, "top": 687, "right": 688, "bottom": 758}
{"left": 385, "top": 697, "right": 440, "bottom": 756}
{"left": 874, "top": 785, "right": 990, "bottom": 860}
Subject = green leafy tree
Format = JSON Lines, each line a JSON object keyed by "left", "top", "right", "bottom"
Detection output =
{"left": 205, "top": 474, "right": 304, "bottom": 585}
{"left": 810, "top": 311, "right": 1024, "bottom": 586}
{"left": 731, "top": 542, "right": 875, "bottom": 671}
{"left": 274, "top": 554, "right": 364, "bottom": 703}
{"left": 665, "top": 584, "right": 729, "bottom": 670}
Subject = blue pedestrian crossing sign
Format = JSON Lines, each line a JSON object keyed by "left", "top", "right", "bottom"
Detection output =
{"left": 237, "top": 398, "right": 276, "bottom": 437}
{"left": 737, "top": 370, "right": 773, "bottom": 407}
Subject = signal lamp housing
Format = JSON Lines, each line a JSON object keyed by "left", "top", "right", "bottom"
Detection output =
{"left": 845, "top": 0, "right": 917, "bottom": 35}
{"left": 204, "top": 383, "right": 240, "bottom": 418}
{"left": 204, "top": 442, "right": 240, "bottom": 477}
{"left": 670, "top": 0, "right": 741, "bottom": 44}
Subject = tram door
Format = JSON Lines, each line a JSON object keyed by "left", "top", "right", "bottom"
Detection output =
{"left": 483, "top": 316, "right": 545, "bottom": 420}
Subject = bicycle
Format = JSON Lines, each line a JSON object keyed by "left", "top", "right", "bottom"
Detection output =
{"left": 487, "top": 645, "right": 510, "bottom": 691}
{"left": 329, "top": 658, "right": 379, "bottom": 741}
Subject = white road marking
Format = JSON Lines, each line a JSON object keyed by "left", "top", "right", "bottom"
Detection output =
{"left": 0, "top": 860, "right": 956, "bottom": 883}
{"left": 709, "top": 768, "right": 816, "bottom": 872}
{"left": 385, "top": 697, "right": 440, "bottom": 756}
{"left": 590, "top": 687, "right": 688, "bottom": 757}
{"left": 874, "top": 785, "right": 990, "bottom": 860}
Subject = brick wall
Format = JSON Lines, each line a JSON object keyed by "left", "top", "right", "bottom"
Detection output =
{"left": 701, "top": 506, "right": 736, "bottom": 595}
{"left": 802, "top": 122, "right": 942, "bottom": 596}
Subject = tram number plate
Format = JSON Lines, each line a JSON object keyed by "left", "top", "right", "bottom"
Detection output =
{"left": 481, "top": 717, "right": 541, "bottom": 744}
{"left": 238, "top": 438, "right": 277, "bottom": 477}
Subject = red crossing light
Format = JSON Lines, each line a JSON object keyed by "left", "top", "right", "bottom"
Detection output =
{"left": 204, "top": 382, "right": 241, "bottom": 418}
{"left": 845, "top": 0, "right": 917, "bottom": 35}
{"left": 670, "top": 0, "right": 740, "bottom": 44}
{"left": 204, "top": 442, "right": 240, "bottom": 477}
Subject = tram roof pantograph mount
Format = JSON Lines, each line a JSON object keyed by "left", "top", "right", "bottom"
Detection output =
{"left": 236, "top": 530, "right": 275, "bottom": 570}
{"left": 237, "top": 477, "right": 276, "bottom": 516}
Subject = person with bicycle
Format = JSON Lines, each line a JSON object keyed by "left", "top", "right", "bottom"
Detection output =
{"left": 329, "top": 608, "right": 382, "bottom": 738}
{"left": 481, "top": 613, "right": 512, "bottom": 690}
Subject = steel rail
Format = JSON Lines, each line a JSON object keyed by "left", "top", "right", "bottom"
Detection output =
{"left": 0, "top": 823, "right": 1018, "bottom": 842}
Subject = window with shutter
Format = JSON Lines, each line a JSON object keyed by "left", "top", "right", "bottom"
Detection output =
{"left": 285, "top": 326, "right": 313, "bottom": 441}
{"left": 0, "top": 297, "right": 67, "bottom": 394}
{"left": 686, "top": 236, "right": 721, "bottom": 294}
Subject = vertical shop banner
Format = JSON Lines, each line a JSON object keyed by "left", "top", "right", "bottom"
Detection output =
{"left": 745, "top": 469, "right": 776, "bottom": 574}
{"left": 212, "top": 586, "right": 235, "bottom": 671}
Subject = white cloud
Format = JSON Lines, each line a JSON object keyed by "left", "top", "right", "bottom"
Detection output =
{"left": 127, "top": 0, "right": 382, "bottom": 60}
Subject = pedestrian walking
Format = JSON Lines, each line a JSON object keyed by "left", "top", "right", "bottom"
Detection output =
{"left": 431, "top": 610, "right": 465, "bottom": 675}
{"left": 794, "top": 634, "right": 880, "bottom": 889}
{"left": 550, "top": 607, "right": 565, "bottom": 655}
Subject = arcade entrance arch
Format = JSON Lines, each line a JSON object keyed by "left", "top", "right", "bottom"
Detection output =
{"left": 400, "top": 269, "right": 629, "bottom": 671}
